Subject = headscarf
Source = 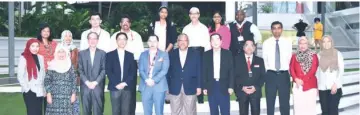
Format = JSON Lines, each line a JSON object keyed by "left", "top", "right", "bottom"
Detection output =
{"left": 295, "top": 37, "right": 315, "bottom": 73}
{"left": 22, "top": 39, "right": 40, "bottom": 81}
{"left": 319, "top": 35, "right": 339, "bottom": 72}
{"left": 47, "top": 44, "right": 72, "bottom": 73}
{"left": 60, "top": 30, "right": 76, "bottom": 51}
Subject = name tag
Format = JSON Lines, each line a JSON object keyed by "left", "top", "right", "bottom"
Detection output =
{"left": 248, "top": 72, "right": 253, "bottom": 77}
{"left": 237, "top": 36, "right": 244, "bottom": 41}
{"left": 254, "top": 65, "right": 260, "bottom": 68}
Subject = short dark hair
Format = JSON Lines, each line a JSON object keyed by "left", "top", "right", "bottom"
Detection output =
{"left": 116, "top": 32, "right": 128, "bottom": 40}
{"left": 90, "top": 12, "right": 102, "bottom": 19}
{"left": 148, "top": 34, "right": 159, "bottom": 41}
{"left": 243, "top": 40, "right": 256, "bottom": 48}
{"left": 210, "top": 33, "right": 222, "bottom": 41}
{"left": 87, "top": 32, "right": 99, "bottom": 39}
{"left": 37, "top": 23, "right": 53, "bottom": 42}
{"left": 271, "top": 21, "right": 283, "bottom": 29}
{"left": 314, "top": 18, "right": 321, "bottom": 22}
{"left": 120, "top": 14, "right": 131, "bottom": 23}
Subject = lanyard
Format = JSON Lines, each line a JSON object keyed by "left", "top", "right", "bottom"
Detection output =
{"left": 148, "top": 51, "right": 158, "bottom": 75}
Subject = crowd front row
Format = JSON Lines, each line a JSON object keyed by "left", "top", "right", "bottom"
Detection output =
{"left": 17, "top": 8, "right": 343, "bottom": 115}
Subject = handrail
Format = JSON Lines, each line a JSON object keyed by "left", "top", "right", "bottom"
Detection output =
{"left": 325, "top": 4, "right": 355, "bottom": 32}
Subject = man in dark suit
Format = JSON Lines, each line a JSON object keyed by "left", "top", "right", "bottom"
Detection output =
{"left": 203, "top": 33, "right": 234, "bottom": 115}
{"left": 78, "top": 32, "right": 107, "bottom": 115}
{"left": 234, "top": 40, "right": 265, "bottom": 115}
{"left": 106, "top": 32, "right": 137, "bottom": 115}
{"left": 167, "top": 33, "right": 202, "bottom": 115}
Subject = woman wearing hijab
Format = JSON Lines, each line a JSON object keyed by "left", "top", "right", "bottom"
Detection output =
{"left": 317, "top": 35, "right": 344, "bottom": 115}
{"left": 290, "top": 36, "right": 319, "bottom": 115}
{"left": 208, "top": 11, "right": 231, "bottom": 50}
{"left": 17, "top": 39, "right": 46, "bottom": 115}
{"left": 60, "top": 30, "right": 80, "bottom": 115}
{"left": 44, "top": 45, "right": 77, "bottom": 115}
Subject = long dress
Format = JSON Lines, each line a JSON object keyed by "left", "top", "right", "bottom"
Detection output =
{"left": 44, "top": 66, "right": 77, "bottom": 115}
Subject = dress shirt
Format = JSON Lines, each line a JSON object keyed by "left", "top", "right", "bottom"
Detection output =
{"left": 182, "top": 22, "right": 211, "bottom": 51}
{"left": 110, "top": 30, "right": 145, "bottom": 60}
{"left": 80, "top": 29, "right": 111, "bottom": 52}
{"left": 228, "top": 20, "right": 262, "bottom": 44}
{"left": 179, "top": 49, "right": 188, "bottom": 68}
{"left": 213, "top": 49, "right": 221, "bottom": 79}
{"left": 262, "top": 36, "right": 293, "bottom": 71}
{"left": 245, "top": 54, "right": 253, "bottom": 64}
{"left": 90, "top": 50, "right": 96, "bottom": 66}
{"left": 155, "top": 21, "right": 167, "bottom": 51}
{"left": 117, "top": 49, "right": 125, "bottom": 81}
{"left": 316, "top": 51, "right": 344, "bottom": 90}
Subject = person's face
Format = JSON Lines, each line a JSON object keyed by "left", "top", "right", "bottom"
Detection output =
{"left": 117, "top": 35, "right": 127, "bottom": 48}
{"left": 41, "top": 27, "right": 50, "bottom": 39}
{"left": 322, "top": 37, "right": 332, "bottom": 50}
{"left": 298, "top": 39, "right": 308, "bottom": 52}
{"left": 147, "top": 36, "right": 158, "bottom": 49}
{"left": 63, "top": 33, "right": 72, "bottom": 45}
{"left": 88, "top": 33, "right": 99, "bottom": 48}
{"left": 177, "top": 36, "right": 189, "bottom": 50}
{"left": 243, "top": 40, "right": 255, "bottom": 55}
{"left": 210, "top": 35, "right": 222, "bottom": 49}
{"left": 189, "top": 11, "right": 200, "bottom": 22}
{"left": 159, "top": 8, "right": 168, "bottom": 19}
{"left": 120, "top": 18, "right": 131, "bottom": 30}
{"left": 271, "top": 24, "right": 283, "bottom": 38}
{"left": 89, "top": 15, "right": 102, "bottom": 28}
{"left": 235, "top": 11, "right": 245, "bottom": 23}
{"left": 57, "top": 49, "right": 66, "bottom": 60}
{"left": 30, "top": 42, "right": 40, "bottom": 54}
{"left": 213, "top": 13, "right": 222, "bottom": 24}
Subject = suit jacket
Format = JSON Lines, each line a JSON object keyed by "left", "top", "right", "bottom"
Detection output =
{"left": 78, "top": 48, "right": 107, "bottom": 90}
{"left": 138, "top": 49, "right": 169, "bottom": 92}
{"left": 202, "top": 49, "right": 234, "bottom": 95}
{"left": 234, "top": 53, "right": 265, "bottom": 98}
{"left": 167, "top": 48, "right": 201, "bottom": 95}
{"left": 106, "top": 49, "right": 137, "bottom": 91}
{"left": 290, "top": 53, "right": 318, "bottom": 91}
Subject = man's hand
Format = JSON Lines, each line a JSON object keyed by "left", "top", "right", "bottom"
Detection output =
{"left": 203, "top": 89, "right": 208, "bottom": 95}
{"left": 248, "top": 86, "right": 256, "bottom": 94}
{"left": 145, "top": 79, "right": 155, "bottom": 87}
{"left": 116, "top": 82, "right": 127, "bottom": 90}
{"left": 228, "top": 88, "right": 234, "bottom": 95}
{"left": 196, "top": 88, "right": 202, "bottom": 96}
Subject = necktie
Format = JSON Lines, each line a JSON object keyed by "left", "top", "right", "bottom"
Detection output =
{"left": 275, "top": 40, "right": 281, "bottom": 71}
{"left": 247, "top": 57, "right": 251, "bottom": 72}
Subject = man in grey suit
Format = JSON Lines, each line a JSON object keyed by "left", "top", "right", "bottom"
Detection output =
{"left": 78, "top": 32, "right": 107, "bottom": 115}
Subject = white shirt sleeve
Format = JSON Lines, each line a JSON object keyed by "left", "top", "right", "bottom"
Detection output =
{"left": 102, "top": 31, "right": 111, "bottom": 53}
{"left": 134, "top": 32, "right": 144, "bottom": 61}
{"left": 203, "top": 28, "right": 211, "bottom": 51}
{"left": 335, "top": 51, "right": 344, "bottom": 87}
{"left": 80, "top": 31, "right": 89, "bottom": 51}
{"left": 250, "top": 24, "right": 262, "bottom": 44}
{"left": 262, "top": 40, "right": 269, "bottom": 71}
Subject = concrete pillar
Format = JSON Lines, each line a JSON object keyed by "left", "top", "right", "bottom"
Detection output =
{"left": 225, "top": 0, "right": 236, "bottom": 23}
{"left": 8, "top": 2, "right": 15, "bottom": 78}
{"left": 252, "top": 2, "right": 257, "bottom": 25}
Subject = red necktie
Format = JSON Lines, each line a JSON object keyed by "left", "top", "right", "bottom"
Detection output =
{"left": 247, "top": 57, "right": 251, "bottom": 72}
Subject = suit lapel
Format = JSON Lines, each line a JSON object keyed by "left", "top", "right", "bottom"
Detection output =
{"left": 251, "top": 55, "right": 256, "bottom": 71}
{"left": 219, "top": 49, "right": 224, "bottom": 79}
{"left": 92, "top": 49, "right": 100, "bottom": 70}
{"left": 86, "top": 49, "right": 92, "bottom": 70}
{"left": 183, "top": 49, "right": 191, "bottom": 70}
{"left": 209, "top": 50, "right": 214, "bottom": 79}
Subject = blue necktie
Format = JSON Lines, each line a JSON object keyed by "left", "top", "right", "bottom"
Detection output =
{"left": 275, "top": 40, "right": 280, "bottom": 71}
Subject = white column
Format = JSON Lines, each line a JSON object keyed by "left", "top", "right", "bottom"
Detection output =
{"left": 225, "top": 0, "right": 236, "bottom": 23}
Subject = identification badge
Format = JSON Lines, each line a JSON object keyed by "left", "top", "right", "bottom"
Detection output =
{"left": 248, "top": 71, "right": 253, "bottom": 77}
{"left": 237, "top": 36, "right": 244, "bottom": 41}
{"left": 254, "top": 65, "right": 260, "bottom": 68}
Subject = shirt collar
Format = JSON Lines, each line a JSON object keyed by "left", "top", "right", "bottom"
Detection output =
{"left": 245, "top": 53, "right": 253, "bottom": 59}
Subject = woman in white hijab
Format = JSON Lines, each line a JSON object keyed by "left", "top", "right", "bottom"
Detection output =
{"left": 44, "top": 45, "right": 78, "bottom": 115}
{"left": 60, "top": 30, "right": 80, "bottom": 114}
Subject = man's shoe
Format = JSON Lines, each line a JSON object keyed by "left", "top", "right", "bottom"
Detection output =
{"left": 165, "top": 100, "right": 170, "bottom": 104}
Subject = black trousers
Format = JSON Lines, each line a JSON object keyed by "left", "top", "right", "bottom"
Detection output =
{"left": 319, "top": 89, "right": 342, "bottom": 115}
{"left": 23, "top": 90, "right": 43, "bottom": 115}
{"left": 237, "top": 90, "right": 261, "bottom": 115}
{"left": 129, "top": 62, "right": 138, "bottom": 115}
{"left": 191, "top": 47, "right": 204, "bottom": 103}
{"left": 265, "top": 70, "right": 290, "bottom": 115}
{"left": 110, "top": 89, "right": 132, "bottom": 115}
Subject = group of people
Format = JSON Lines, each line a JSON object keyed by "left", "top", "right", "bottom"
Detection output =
{"left": 293, "top": 17, "right": 324, "bottom": 50}
{"left": 16, "top": 6, "right": 343, "bottom": 115}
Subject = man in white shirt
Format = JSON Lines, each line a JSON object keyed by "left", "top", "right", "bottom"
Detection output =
{"left": 78, "top": 32, "right": 107, "bottom": 115}
{"left": 80, "top": 12, "right": 111, "bottom": 52}
{"left": 106, "top": 32, "right": 137, "bottom": 115}
{"left": 202, "top": 33, "right": 234, "bottom": 115}
{"left": 262, "top": 21, "right": 293, "bottom": 115}
{"left": 228, "top": 10, "right": 262, "bottom": 56}
{"left": 110, "top": 15, "right": 144, "bottom": 60}
{"left": 182, "top": 7, "right": 210, "bottom": 103}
